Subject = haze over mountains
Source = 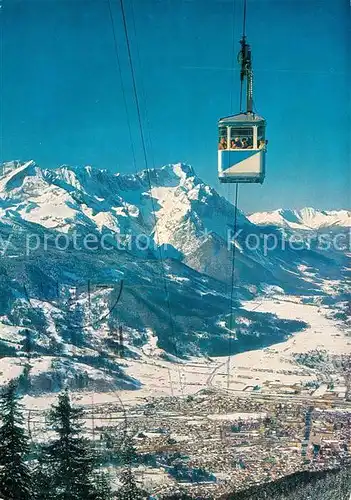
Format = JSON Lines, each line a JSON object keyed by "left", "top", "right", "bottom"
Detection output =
{"left": 0, "top": 161, "right": 349, "bottom": 392}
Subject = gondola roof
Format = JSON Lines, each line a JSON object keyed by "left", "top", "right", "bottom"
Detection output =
{"left": 218, "top": 112, "right": 265, "bottom": 125}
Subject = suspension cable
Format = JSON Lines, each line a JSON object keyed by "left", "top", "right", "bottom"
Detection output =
{"left": 227, "top": 183, "right": 239, "bottom": 390}
{"left": 226, "top": 0, "right": 247, "bottom": 391}
{"left": 239, "top": 0, "right": 247, "bottom": 112}
{"left": 230, "top": 0, "right": 237, "bottom": 114}
{"left": 119, "top": 0, "right": 149, "bottom": 173}
{"left": 242, "top": 0, "right": 247, "bottom": 38}
{"left": 129, "top": 0, "right": 156, "bottom": 169}
{"left": 107, "top": 0, "right": 137, "bottom": 173}
{"left": 117, "top": 0, "right": 184, "bottom": 397}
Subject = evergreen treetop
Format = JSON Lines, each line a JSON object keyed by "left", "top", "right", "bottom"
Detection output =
{"left": 0, "top": 380, "right": 33, "bottom": 500}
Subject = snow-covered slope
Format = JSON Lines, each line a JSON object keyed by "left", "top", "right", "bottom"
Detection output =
{"left": 248, "top": 207, "right": 351, "bottom": 230}
{"left": 0, "top": 161, "right": 348, "bottom": 393}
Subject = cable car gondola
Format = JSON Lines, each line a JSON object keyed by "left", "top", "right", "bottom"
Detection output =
{"left": 218, "top": 21, "right": 267, "bottom": 184}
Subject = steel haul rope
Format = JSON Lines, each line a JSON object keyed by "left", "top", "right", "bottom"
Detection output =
{"left": 226, "top": 0, "right": 247, "bottom": 391}
{"left": 107, "top": 0, "right": 137, "bottom": 173}
{"left": 108, "top": 0, "right": 185, "bottom": 398}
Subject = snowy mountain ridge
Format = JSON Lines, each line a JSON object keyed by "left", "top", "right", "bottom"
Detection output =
{"left": 248, "top": 207, "right": 351, "bottom": 230}
{"left": 2, "top": 160, "right": 348, "bottom": 235}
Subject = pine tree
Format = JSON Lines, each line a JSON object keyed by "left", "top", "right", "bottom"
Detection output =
{"left": 0, "top": 380, "right": 33, "bottom": 500}
{"left": 33, "top": 454, "right": 55, "bottom": 500}
{"left": 120, "top": 433, "right": 137, "bottom": 466}
{"left": 58, "top": 290, "right": 85, "bottom": 348}
{"left": 114, "top": 432, "right": 146, "bottom": 498}
{"left": 115, "top": 467, "right": 145, "bottom": 500}
{"left": 90, "top": 470, "right": 113, "bottom": 500}
{"left": 22, "top": 328, "right": 33, "bottom": 361}
{"left": 38, "top": 389, "right": 106, "bottom": 500}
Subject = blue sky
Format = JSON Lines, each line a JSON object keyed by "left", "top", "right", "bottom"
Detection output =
{"left": 1, "top": 0, "right": 350, "bottom": 212}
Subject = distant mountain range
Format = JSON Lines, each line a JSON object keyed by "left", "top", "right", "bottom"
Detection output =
{"left": 0, "top": 161, "right": 349, "bottom": 392}
{"left": 248, "top": 207, "right": 350, "bottom": 230}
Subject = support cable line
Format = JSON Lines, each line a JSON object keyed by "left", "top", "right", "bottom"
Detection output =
{"left": 227, "top": 183, "right": 239, "bottom": 391}
{"left": 239, "top": 0, "right": 249, "bottom": 112}
{"left": 230, "top": 0, "right": 237, "bottom": 114}
{"left": 242, "top": 0, "right": 247, "bottom": 38}
{"left": 129, "top": 0, "right": 156, "bottom": 170}
{"left": 119, "top": 0, "right": 149, "bottom": 175}
{"left": 113, "top": 0, "right": 184, "bottom": 397}
{"left": 226, "top": 0, "right": 248, "bottom": 391}
{"left": 107, "top": 0, "right": 137, "bottom": 173}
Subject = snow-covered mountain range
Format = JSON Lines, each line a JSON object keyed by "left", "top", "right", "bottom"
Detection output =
{"left": 0, "top": 161, "right": 349, "bottom": 392}
{"left": 248, "top": 207, "right": 350, "bottom": 230}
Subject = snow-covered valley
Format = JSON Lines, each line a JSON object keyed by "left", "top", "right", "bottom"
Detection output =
{"left": 20, "top": 294, "right": 350, "bottom": 412}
